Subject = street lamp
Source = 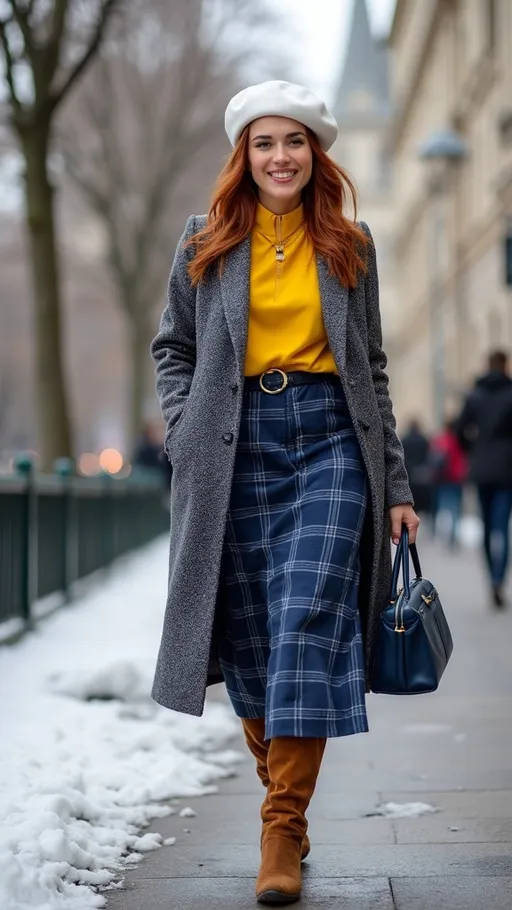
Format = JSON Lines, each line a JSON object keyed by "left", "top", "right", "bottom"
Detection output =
{"left": 418, "top": 129, "right": 468, "bottom": 429}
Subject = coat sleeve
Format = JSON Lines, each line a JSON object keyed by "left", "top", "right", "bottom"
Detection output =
{"left": 360, "top": 221, "right": 414, "bottom": 508}
{"left": 150, "top": 215, "right": 197, "bottom": 453}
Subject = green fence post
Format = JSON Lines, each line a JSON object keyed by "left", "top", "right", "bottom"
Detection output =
{"left": 54, "top": 457, "right": 77, "bottom": 603}
{"left": 15, "top": 454, "right": 37, "bottom": 628}
{"left": 128, "top": 468, "right": 145, "bottom": 548}
{"left": 102, "top": 471, "right": 114, "bottom": 568}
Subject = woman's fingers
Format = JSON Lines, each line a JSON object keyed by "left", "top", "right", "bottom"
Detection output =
{"left": 389, "top": 505, "right": 420, "bottom": 545}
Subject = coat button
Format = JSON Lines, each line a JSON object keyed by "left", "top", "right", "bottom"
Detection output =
{"left": 222, "top": 433, "right": 234, "bottom": 445}
{"left": 230, "top": 382, "right": 239, "bottom": 394}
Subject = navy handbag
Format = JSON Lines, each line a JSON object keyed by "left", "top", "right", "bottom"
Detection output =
{"left": 371, "top": 527, "right": 453, "bottom": 695}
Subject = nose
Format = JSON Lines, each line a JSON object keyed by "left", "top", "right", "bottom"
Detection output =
{"left": 272, "top": 143, "right": 291, "bottom": 165}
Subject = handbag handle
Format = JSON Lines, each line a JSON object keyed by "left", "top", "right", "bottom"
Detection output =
{"left": 390, "top": 530, "right": 406, "bottom": 602}
{"left": 390, "top": 525, "right": 422, "bottom": 602}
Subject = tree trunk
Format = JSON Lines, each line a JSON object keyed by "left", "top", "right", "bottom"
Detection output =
{"left": 22, "top": 123, "right": 72, "bottom": 470}
{"left": 129, "top": 317, "right": 153, "bottom": 452}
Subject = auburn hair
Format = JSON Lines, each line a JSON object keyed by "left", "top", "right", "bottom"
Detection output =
{"left": 186, "top": 126, "right": 370, "bottom": 287}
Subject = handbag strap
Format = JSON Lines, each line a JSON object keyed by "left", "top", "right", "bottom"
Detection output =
{"left": 390, "top": 526, "right": 423, "bottom": 602}
{"left": 409, "top": 540, "right": 422, "bottom": 580}
{"left": 390, "top": 530, "right": 406, "bottom": 602}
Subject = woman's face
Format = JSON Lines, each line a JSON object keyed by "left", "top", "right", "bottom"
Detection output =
{"left": 247, "top": 116, "right": 313, "bottom": 214}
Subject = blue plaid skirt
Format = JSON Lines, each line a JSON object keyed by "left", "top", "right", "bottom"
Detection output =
{"left": 217, "top": 377, "right": 368, "bottom": 739}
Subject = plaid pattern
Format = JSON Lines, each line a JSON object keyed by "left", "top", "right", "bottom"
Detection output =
{"left": 218, "top": 378, "right": 369, "bottom": 739}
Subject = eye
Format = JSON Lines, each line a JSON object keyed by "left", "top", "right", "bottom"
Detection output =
{"left": 255, "top": 141, "right": 271, "bottom": 149}
{"left": 290, "top": 139, "right": 304, "bottom": 146}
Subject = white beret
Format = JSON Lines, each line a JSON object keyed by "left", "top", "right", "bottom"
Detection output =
{"left": 225, "top": 80, "right": 339, "bottom": 151}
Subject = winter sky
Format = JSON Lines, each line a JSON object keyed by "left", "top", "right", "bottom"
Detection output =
{"left": 278, "top": 0, "right": 397, "bottom": 102}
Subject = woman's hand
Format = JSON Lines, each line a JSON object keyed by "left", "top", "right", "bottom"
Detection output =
{"left": 389, "top": 504, "right": 420, "bottom": 546}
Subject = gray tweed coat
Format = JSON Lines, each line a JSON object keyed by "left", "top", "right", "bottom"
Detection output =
{"left": 150, "top": 215, "right": 413, "bottom": 716}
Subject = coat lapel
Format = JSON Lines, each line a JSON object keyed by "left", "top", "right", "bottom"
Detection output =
{"left": 219, "top": 236, "right": 251, "bottom": 375}
{"left": 317, "top": 254, "right": 349, "bottom": 373}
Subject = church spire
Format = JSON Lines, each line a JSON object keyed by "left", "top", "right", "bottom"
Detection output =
{"left": 334, "top": 0, "right": 390, "bottom": 125}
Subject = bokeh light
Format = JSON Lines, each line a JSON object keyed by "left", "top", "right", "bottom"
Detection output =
{"left": 78, "top": 453, "right": 100, "bottom": 476}
{"left": 99, "top": 448, "right": 124, "bottom": 475}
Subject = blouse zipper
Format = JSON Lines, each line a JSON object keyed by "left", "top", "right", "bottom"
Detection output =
{"left": 275, "top": 215, "right": 283, "bottom": 302}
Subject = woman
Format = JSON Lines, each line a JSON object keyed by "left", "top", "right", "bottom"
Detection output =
{"left": 430, "top": 419, "right": 467, "bottom": 547}
{"left": 151, "top": 80, "right": 419, "bottom": 905}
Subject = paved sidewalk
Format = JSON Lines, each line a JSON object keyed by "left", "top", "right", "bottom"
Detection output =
{"left": 108, "top": 539, "right": 512, "bottom": 909}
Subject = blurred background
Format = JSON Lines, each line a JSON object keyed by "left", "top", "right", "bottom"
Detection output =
{"left": 0, "top": 0, "right": 511, "bottom": 474}
{"left": 1, "top": 9, "right": 511, "bottom": 905}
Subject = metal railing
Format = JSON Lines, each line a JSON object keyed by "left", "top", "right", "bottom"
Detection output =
{"left": 0, "top": 457, "right": 169, "bottom": 636}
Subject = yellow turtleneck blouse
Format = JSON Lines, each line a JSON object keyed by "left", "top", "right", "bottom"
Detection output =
{"left": 244, "top": 202, "right": 337, "bottom": 377}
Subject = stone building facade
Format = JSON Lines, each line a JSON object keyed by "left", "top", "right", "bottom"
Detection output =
{"left": 331, "top": 0, "right": 399, "bottom": 361}
{"left": 389, "top": 0, "right": 512, "bottom": 429}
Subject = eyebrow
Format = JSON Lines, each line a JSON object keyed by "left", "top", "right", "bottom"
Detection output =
{"left": 251, "top": 131, "right": 306, "bottom": 141}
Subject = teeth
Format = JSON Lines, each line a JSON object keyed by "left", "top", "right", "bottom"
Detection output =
{"left": 270, "top": 171, "right": 295, "bottom": 178}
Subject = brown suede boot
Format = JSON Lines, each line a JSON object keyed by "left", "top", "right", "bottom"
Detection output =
{"left": 241, "top": 718, "right": 270, "bottom": 788}
{"left": 241, "top": 719, "right": 311, "bottom": 861}
{"left": 255, "top": 736, "right": 326, "bottom": 905}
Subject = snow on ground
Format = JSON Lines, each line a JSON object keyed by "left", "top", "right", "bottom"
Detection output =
{"left": 370, "top": 802, "right": 439, "bottom": 819}
{"left": 0, "top": 537, "right": 242, "bottom": 910}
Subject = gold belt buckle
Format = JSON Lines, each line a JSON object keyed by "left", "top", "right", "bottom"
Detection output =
{"left": 259, "top": 368, "right": 289, "bottom": 394}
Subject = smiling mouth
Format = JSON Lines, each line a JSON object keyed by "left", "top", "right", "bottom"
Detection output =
{"left": 268, "top": 170, "right": 298, "bottom": 182}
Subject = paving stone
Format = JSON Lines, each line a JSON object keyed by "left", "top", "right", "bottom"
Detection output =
{"left": 123, "top": 842, "right": 512, "bottom": 879}
{"left": 155, "top": 799, "right": 395, "bottom": 847}
{"left": 391, "top": 876, "right": 512, "bottom": 910}
{"left": 106, "top": 540, "right": 512, "bottom": 908}
{"left": 393, "top": 816, "right": 512, "bottom": 844}
{"left": 305, "top": 790, "right": 382, "bottom": 818}
{"left": 305, "top": 817, "right": 396, "bottom": 845}
{"left": 107, "top": 876, "right": 394, "bottom": 910}
{"left": 378, "top": 790, "right": 512, "bottom": 818}
{"left": 316, "top": 771, "right": 512, "bottom": 797}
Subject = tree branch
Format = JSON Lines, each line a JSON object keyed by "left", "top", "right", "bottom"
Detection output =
{"left": 129, "top": 93, "right": 222, "bottom": 297}
{"left": 42, "top": 0, "right": 69, "bottom": 86}
{"left": 14, "top": 0, "right": 36, "bottom": 16}
{"left": 63, "top": 149, "right": 107, "bottom": 212}
{"left": 5, "top": 0, "right": 34, "bottom": 62}
{"left": 64, "top": 143, "right": 134, "bottom": 314}
{"left": 49, "top": 0, "right": 119, "bottom": 111}
{"left": 62, "top": 74, "right": 136, "bottom": 310}
{"left": 0, "top": 17, "right": 22, "bottom": 115}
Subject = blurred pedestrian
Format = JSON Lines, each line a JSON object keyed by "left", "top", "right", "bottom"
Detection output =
{"left": 455, "top": 350, "right": 512, "bottom": 608}
{"left": 133, "top": 421, "right": 172, "bottom": 488}
{"left": 401, "top": 419, "right": 432, "bottom": 517}
{"left": 151, "top": 80, "right": 419, "bottom": 904}
{"left": 430, "top": 419, "right": 467, "bottom": 547}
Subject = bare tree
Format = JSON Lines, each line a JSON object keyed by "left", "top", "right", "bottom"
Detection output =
{"left": 60, "top": 0, "right": 290, "bottom": 446}
{"left": 0, "top": 0, "right": 120, "bottom": 468}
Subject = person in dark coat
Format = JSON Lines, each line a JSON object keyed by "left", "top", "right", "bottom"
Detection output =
{"left": 401, "top": 419, "right": 431, "bottom": 516}
{"left": 133, "top": 421, "right": 172, "bottom": 488}
{"left": 151, "top": 80, "right": 419, "bottom": 903}
{"left": 455, "top": 350, "right": 512, "bottom": 607}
